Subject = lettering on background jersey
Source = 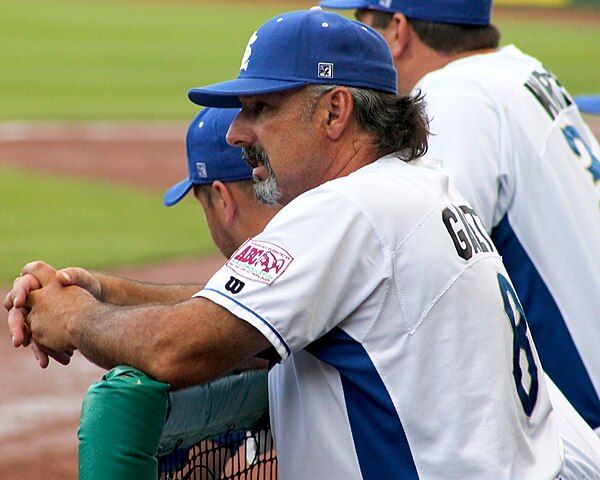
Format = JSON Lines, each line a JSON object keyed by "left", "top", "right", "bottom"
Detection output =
{"left": 227, "top": 238, "right": 294, "bottom": 285}
{"left": 524, "top": 69, "right": 572, "bottom": 121}
{"left": 442, "top": 204, "right": 496, "bottom": 261}
{"left": 225, "top": 276, "right": 245, "bottom": 294}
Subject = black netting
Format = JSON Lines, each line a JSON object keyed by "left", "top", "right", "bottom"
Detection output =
{"left": 158, "top": 425, "right": 277, "bottom": 480}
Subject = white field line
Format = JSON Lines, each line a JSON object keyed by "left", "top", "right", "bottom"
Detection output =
{"left": 0, "top": 121, "right": 187, "bottom": 142}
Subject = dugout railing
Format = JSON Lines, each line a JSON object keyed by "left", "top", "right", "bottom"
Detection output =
{"left": 78, "top": 366, "right": 276, "bottom": 479}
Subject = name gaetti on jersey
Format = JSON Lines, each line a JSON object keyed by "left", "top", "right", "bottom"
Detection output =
{"left": 442, "top": 203, "right": 496, "bottom": 260}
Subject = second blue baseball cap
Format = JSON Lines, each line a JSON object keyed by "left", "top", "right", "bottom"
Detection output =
{"left": 188, "top": 8, "right": 397, "bottom": 108}
{"left": 163, "top": 107, "right": 251, "bottom": 207}
{"left": 319, "top": 0, "right": 492, "bottom": 26}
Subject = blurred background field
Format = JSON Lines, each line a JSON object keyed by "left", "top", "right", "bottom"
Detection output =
{"left": 0, "top": 0, "right": 297, "bottom": 121}
{"left": 0, "top": 0, "right": 599, "bottom": 285}
{"left": 0, "top": 166, "right": 214, "bottom": 276}
{"left": 1, "top": 0, "right": 599, "bottom": 121}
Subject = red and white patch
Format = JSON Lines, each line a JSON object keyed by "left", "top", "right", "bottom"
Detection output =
{"left": 227, "top": 239, "right": 293, "bottom": 285}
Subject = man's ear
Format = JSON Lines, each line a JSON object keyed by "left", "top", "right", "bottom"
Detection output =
{"left": 211, "top": 181, "right": 237, "bottom": 226}
{"left": 387, "top": 13, "right": 411, "bottom": 60}
{"left": 321, "top": 87, "right": 354, "bottom": 142}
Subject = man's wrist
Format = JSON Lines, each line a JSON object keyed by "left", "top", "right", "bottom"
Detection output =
{"left": 66, "top": 289, "right": 103, "bottom": 351}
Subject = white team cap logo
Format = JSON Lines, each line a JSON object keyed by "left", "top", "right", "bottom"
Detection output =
{"left": 318, "top": 62, "right": 333, "bottom": 79}
{"left": 379, "top": 0, "right": 392, "bottom": 8}
{"left": 196, "top": 162, "right": 208, "bottom": 178}
{"left": 240, "top": 32, "right": 258, "bottom": 72}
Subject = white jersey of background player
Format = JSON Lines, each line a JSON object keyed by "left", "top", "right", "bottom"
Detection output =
{"left": 418, "top": 45, "right": 600, "bottom": 433}
{"left": 198, "top": 156, "right": 563, "bottom": 479}
{"left": 319, "top": 0, "right": 600, "bottom": 434}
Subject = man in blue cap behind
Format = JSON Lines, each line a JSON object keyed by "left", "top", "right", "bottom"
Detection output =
{"left": 5, "top": 107, "right": 279, "bottom": 365}
{"left": 164, "top": 107, "right": 280, "bottom": 259}
{"left": 320, "top": 0, "right": 600, "bottom": 438}
{"left": 8, "top": 9, "right": 568, "bottom": 478}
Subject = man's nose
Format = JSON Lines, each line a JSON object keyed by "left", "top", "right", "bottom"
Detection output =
{"left": 226, "top": 109, "right": 254, "bottom": 148}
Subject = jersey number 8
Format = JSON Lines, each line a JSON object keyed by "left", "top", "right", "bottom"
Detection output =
{"left": 498, "top": 273, "right": 539, "bottom": 417}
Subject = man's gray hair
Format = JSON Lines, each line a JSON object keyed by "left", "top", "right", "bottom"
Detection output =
{"left": 304, "top": 84, "right": 429, "bottom": 161}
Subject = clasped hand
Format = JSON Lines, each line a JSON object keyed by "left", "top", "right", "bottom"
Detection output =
{"left": 4, "top": 261, "right": 100, "bottom": 368}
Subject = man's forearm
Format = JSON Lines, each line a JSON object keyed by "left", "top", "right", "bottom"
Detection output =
{"left": 95, "top": 273, "right": 201, "bottom": 306}
{"left": 70, "top": 296, "right": 271, "bottom": 389}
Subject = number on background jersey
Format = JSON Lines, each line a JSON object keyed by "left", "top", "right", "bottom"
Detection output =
{"left": 497, "top": 273, "right": 539, "bottom": 417}
{"left": 562, "top": 125, "right": 600, "bottom": 184}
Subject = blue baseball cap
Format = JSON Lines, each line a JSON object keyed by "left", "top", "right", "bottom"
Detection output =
{"left": 188, "top": 8, "right": 397, "bottom": 108}
{"left": 319, "top": 0, "right": 492, "bottom": 26}
{"left": 163, "top": 107, "right": 251, "bottom": 207}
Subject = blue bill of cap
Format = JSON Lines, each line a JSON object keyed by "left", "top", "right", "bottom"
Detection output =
{"left": 163, "top": 178, "right": 194, "bottom": 207}
{"left": 188, "top": 77, "right": 309, "bottom": 108}
{"left": 575, "top": 95, "right": 600, "bottom": 115}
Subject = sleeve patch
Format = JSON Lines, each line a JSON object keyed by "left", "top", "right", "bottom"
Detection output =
{"left": 227, "top": 239, "right": 294, "bottom": 285}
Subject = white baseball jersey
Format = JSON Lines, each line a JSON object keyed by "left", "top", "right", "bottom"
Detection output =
{"left": 417, "top": 45, "right": 600, "bottom": 431}
{"left": 545, "top": 375, "right": 600, "bottom": 479}
{"left": 197, "top": 156, "right": 563, "bottom": 479}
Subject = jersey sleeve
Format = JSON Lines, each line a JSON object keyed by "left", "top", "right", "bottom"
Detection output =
{"left": 195, "top": 186, "right": 389, "bottom": 362}
{"left": 418, "top": 76, "right": 504, "bottom": 232}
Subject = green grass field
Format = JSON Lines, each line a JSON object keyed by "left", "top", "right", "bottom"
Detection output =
{"left": 1, "top": 1, "right": 599, "bottom": 120}
{"left": 499, "top": 18, "right": 600, "bottom": 94}
{"left": 0, "top": 0, "right": 296, "bottom": 120}
{"left": 0, "top": 166, "right": 217, "bottom": 284}
{"left": 1, "top": 0, "right": 599, "bottom": 284}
